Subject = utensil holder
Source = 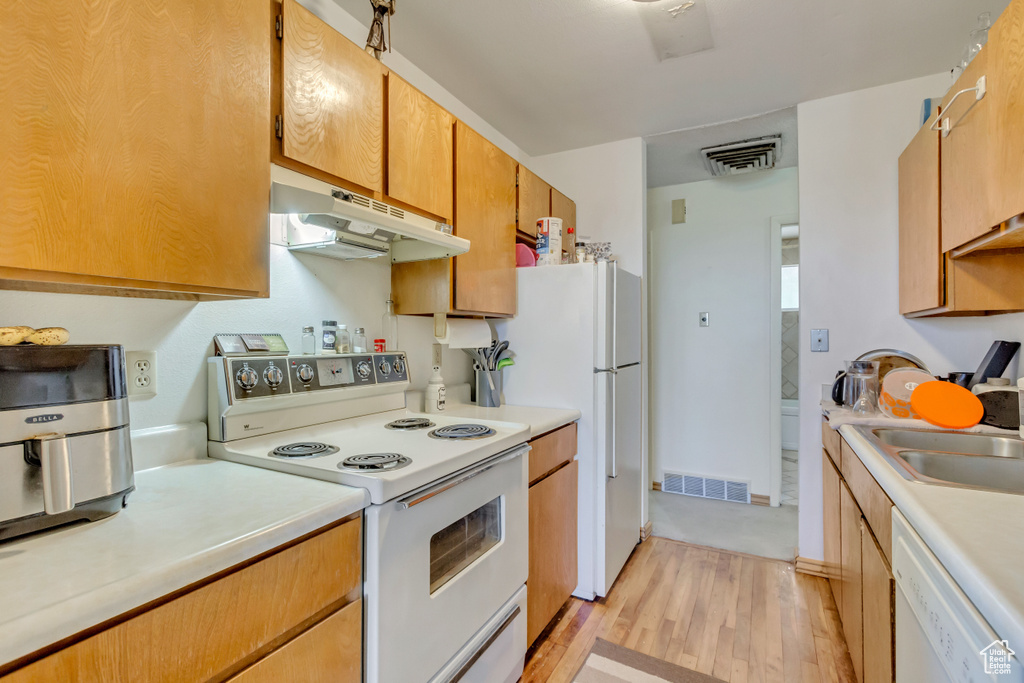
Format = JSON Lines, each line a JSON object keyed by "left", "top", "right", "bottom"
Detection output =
{"left": 475, "top": 369, "right": 502, "bottom": 408}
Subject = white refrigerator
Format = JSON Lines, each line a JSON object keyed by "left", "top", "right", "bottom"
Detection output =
{"left": 495, "top": 261, "right": 643, "bottom": 600}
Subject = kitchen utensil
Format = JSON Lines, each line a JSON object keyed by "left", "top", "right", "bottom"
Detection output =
{"left": 496, "top": 358, "right": 515, "bottom": 370}
{"left": 489, "top": 341, "right": 509, "bottom": 370}
{"left": 978, "top": 390, "right": 1020, "bottom": 430}
{"left": 967, "top": 341, "right": 1021, "bottom": 390}
{"left": 855, "top": 349, "right": 929, "bottom": 386}
{"left": 880, "top": 368, "right": 936, "bottom": 419}
{"left": 475, "top": 368, "right": 502, "bottom": 407}
{"left": 911, "top": 382, "right": 984, "bottom": 430}
{"left": 831, "top": 370, "right": 848, "bottom": 405}
{"left": 946, "top": 372, "right": 974, "bottom": 388}
{"left": 846, "top": 360, "right": 880, "bottom": 416}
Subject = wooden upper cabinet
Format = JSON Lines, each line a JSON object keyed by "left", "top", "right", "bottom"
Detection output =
{"left": 0, "top": 0, "right": 271, "bottom": 298}
{"left": 452, "top": 123, "right": 517, "bottom": 316}
{"left": 279, "top": 0, "right": 384, "bottom": 194}
{"left": 898, "top": 114, "right": 943, "bottom": 315}
{"left": 551, "top": 188, "right": 577, "bottom": 255}
{"left": 387, "top": 74, "right": 454, "bottom": 221}
{"left": 517, "top": 165, "right": 552, "bottom": 237}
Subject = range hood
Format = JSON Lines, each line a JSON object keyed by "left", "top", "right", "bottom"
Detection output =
{"left": 269, "top": 165, "right": 469, "bottom": 262}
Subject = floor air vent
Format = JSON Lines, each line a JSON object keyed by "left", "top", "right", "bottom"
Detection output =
{"left": 663, "top": 472, "right": 751, "bottom": 504}
{"left": 701, "top": 135, "right": 781, "bottom": 177}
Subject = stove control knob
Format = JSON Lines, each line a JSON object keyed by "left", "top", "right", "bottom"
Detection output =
{"left": 356, "top": 360, "right": 373, "bottom": 379}
{"left": 235, "top": 364, "right": 258, "bottom": 392}
{"left": 263, "top": 364, "right": 284, "bottom": 388}
{"left": 296, "top": 364, "right": 314, "bottom": 383}
{"left": 379, "top": 359, "right": 392, "bottom": 377}
{"left": 393, "top": 358, "right": 406, "bottom": 375}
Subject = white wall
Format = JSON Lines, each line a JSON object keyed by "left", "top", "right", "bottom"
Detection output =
{"left": 797, "top": 74, "right": 1024, "bottom": 560}
{"left": 648, "top": 168, "right": 799, "bottom": 497}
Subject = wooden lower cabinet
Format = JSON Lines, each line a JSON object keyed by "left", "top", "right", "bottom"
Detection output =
{"left": 526, "top": 423, "right": 579, "bottom": 647}
{"left": 228, "top": 599, "right": 361, "bottom": 683}
{"left": 862, "top": 528, "right": 895, "bottom": 683}
{"left": 822, "top": 451, "right": 843, "bottom": 607}
{"left": 0, "top": 517, "right": 362, "bottom": 682}
{"left": 840, "top": 482, "right": 864, "bottom": 683}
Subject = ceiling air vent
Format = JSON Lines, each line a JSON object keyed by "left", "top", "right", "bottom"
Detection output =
{"left": 701, "top": 135, "right": 781, "bottom": 177}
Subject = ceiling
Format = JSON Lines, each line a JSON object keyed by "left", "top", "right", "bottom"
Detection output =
{"left": 646, "top": 107, "right": 797, "bottom": 187}
{"left": 331, "top": 0, "right": 1008, "bottom": 157}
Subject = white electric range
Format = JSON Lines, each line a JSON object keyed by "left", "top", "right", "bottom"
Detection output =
{"left": 207, "top": 350, "right": 531, "bottom": 683}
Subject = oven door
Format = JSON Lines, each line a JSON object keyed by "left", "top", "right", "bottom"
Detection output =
{"left": 365, "top": 444, "right": 529, "bottom": 683}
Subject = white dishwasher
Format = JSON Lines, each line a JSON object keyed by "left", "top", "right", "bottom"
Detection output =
{"left": 893, "top": 508, "right": 1023, "bottom": 682}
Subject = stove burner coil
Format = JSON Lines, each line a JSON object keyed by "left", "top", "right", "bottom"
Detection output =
{"left": 269, "top": 442, "right": 339, "bottom": 459}
{"left": 385, "top": 417, "right": 436, "bottom": 430}
{"left": 428, "top": 424, "right": 497, "bottom": 440}
{"left": 339, "top": 453, "right": 411, "bottom": 471}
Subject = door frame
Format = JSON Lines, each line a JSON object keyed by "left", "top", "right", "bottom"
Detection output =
{"left": 769, "top": 214, "right": 799, "bottom": 507}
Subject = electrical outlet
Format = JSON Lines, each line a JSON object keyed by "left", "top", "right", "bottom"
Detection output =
{"left": 126, "top": 351, "right": 157, "bottom": 396}
{"left": 432, "top": 343, "right": 443, "bottom": 368}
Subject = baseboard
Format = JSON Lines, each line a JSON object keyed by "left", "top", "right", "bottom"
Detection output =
{"left": 640, "top": 519, "right": 654, "bottom": 541}
{"left": 750, "top": 494, "right": 770, "bottom": 507}
{"left": 652, "top": 481, "right": 662, "bottom": 491}
{"left": 795, "top": 556, "right": 830, "bottom": 578}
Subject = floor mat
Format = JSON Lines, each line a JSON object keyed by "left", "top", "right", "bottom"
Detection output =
{"left": 573, "top": 638, "right": 726, "bottom": 682}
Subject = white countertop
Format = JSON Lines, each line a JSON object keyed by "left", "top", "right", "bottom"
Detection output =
{"left": 839, "top": 423, "right": 1024, "bottom": 650}
{"left": 0, "top": 459, "right": 368, "bottom": 668}
{"left": 441, "top": 401, "right": 581, "bottom": 439}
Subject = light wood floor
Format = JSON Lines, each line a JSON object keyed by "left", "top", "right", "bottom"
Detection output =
{"left": 522, "top": 537, "right": 857, "bottom": 683}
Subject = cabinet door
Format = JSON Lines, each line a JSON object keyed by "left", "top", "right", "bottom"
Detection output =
{"left": 862, "top": 530, "right": 895, "bottom": 683}
{"left": 453, "top": 123, "right": 517, "bottom": 316}
{"left": 898, "top": 116, "right": 943, "bottom": 314}
{"left": 840, "top": 482, "right": 864, "bottom": 683}
{"left": 822, "top": 452, "right": 843, "bottom": 609}
{"left": 227, "top": 599, "right": 361, "bottom": 683}
{"left": 517, "top": 165, "right": 552, "bottom": 237}
{"left": 281, "top": 0, "right": 383, "bottom": 194}
{"left": 551, "top": 189, "right": 577, "bottom": 257}
{"left": 985, "top": 0, "right": 1024, "bottom": 236}
{"left": 387, "top": 74, "right": 454, "bottom": 221}
{"left": 527, "top": 460, "right": 579, "bottom": 646}
{"left": 0, "top": 0, "right": 271, "bottom": 297}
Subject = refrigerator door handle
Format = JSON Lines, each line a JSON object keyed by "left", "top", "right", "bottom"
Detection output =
{"left": 594, "top": 367, "right": 618, "bottom": 375}
{"left": 608, "top": 371, "right": 617, "bottom": 479}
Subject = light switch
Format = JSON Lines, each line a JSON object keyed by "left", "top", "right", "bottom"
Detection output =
{"left": 699, "top": 312, "right": 710, "bottom": 327}
{"left": 811, "top": 329, "right": 829, "bottom": 352}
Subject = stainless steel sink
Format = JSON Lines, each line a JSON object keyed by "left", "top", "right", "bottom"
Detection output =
{"left": 854, "top": 426, "right": 1024, "bottom": 495}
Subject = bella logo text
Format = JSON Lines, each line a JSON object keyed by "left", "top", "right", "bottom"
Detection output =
{"left": 25, "top": 414, "right": 64, "bottom": 424}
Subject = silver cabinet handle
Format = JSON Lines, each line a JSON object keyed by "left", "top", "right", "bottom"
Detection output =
{"left": 930, "top": 76, "right": 986, "bottom": 138}
{"left": 447, "top": 604, "right": 521, "bottom": 683}
{"left": 39, "top": 435, "right": 74, "bottom": 514}
{"left": 397, "top": 445, "right": 529, "bottom": 509}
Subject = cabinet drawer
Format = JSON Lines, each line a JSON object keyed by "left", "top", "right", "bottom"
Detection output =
{"left": 227, "top": 599, "right": 362, "bottom": 683}
{"left": 841, "top": 438, "right": 893, "bottom": 563}
{"left": 528, "top": 423, "right": 578, "bottom": 485}
{"left": 4, "top": 518, "right": 361, "bottom": 682}
{"left": 528, "top": 459, "right": 578, "bottom": 646}
{"left": 822, "top": 418, "right": 841, "bottom": 470}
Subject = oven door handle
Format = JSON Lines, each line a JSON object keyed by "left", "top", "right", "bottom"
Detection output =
{"left": 396, "top": 444, "right": 529, "bottom": 510}
{"left": 446, "top": 603, "right": 521, "bottom": 683}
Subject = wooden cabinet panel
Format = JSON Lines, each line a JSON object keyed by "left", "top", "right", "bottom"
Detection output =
{"left": 4, "top": 519, "right": 361, "bottom": 683}
{"left": 528, "top": 460, "right": 579, "bottom": 646}
{"left": 517, "top": 166, "right": 552, "bottom": 238}
{"left": 822, "top": 451, "right": 843, "bottom": 607}
{"left": 228, "top": 599, "right": 361, "bottom": 683}
{"left": 452, "top": 123, "right": 517, "bottom": 316}
{"left": 898, "top": 115, "right": 944, "bottom": 314}
{"left": 281, "top": 0, "right": 383, "bottom": 194}
{"left": 840, "top": 482, "right": 864, "bottom": 683}
{"left": 387, "top": 74, "right": 454, "bottom": 221}
{"left": 841, "top": 439, "right": 894, "bottom": 564}
{"left": 0, "top": 0, "right": 271, "bottom": 298}
{"left": 551, "top": 189, "right": 577, "bottom": 257}
{"left": 862, "top": 529, "right": 895, "bottom": 683}
{"left": 529, "top": 423, "right": 578, "bottom": 485}
{"left": 822, "top": 419, "right": 842, "bottom": 470}
{"left": 985, "top": 0, "right": 1024, "bottom": 235}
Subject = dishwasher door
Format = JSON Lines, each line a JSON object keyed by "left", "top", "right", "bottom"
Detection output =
{"left": 892, "top": 508, "right": 1023, "bottom": 682}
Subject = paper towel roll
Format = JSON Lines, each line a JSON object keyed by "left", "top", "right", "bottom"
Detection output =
{"left": 435, "top": 318, "right": 492, "bottom": 348}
